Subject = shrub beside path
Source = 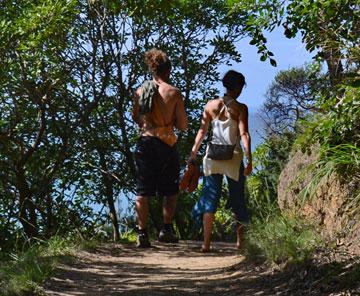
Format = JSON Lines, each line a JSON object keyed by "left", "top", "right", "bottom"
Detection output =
{"left": 43, "top": 241, "right": 360, "bottom": 296}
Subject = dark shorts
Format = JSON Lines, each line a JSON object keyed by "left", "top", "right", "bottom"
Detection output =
{"left": 134, "top": 136, "right": 180, "bottom": 197}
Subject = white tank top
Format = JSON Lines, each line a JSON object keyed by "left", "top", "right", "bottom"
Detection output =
{"left": 203, "top": 98, "right": 243, "bottom": 181}
{"left": 210, "top": 100, "right": 240, "bottom": 149}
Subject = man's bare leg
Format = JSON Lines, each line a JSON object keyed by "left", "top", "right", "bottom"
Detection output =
{"left": 202, "top": 212, "right": 215, "bottom": 251}
{"left": 162, "top": 194, "right": 177, "bottom": 224}
{"left": 135, "top": 196, "right": 149, "bottom": 230}
{"left": 135, "top": 196, "right": 151, "bottom": 247}
{"left": 158, "top": 194, "right": 178, "bottom": 243}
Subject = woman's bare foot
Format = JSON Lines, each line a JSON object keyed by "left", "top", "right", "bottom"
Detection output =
{"left": 236, "top": 224, "right": 244, "bottom": 249}
{"left": 201, "top": 245, "right": 216, "bottom": 253}
{"left": 201, "top": 244, "right": 211, "bottom": 253}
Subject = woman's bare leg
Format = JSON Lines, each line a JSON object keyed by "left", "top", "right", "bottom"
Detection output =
{"left": 203, "top": 213, "right": 215, "bottom": 251}
{"left": 236, "top": 224, "right": 244, "bottom": 249}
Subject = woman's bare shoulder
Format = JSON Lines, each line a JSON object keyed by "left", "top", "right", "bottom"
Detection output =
{"left": 206, "top": 97, "right": 222, "bottom": 107}
{"left": 232, "top": 101, "right": 248, "bottom": 112}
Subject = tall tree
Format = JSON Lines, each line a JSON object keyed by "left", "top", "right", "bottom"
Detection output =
{"left": 261, "top": 66, "right": 322, "bottom": 136}
{"left": 0, "top": 0, "right": 78, "bottom": 238}
{"left": 1, "top": 0, "right": 303, "bottom": 243}
{"left": 227, "top": 0, "right": 360, "bottom": 85}
{"left": 62, "top": 0, "right": 249, "bottom": 238}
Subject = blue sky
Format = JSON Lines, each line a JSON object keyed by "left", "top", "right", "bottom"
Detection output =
{"left": 215, "top": 28, "right": 316, "bottom": 148}
{"left": 218, "top": 27, "right": 314, "bottom": 109}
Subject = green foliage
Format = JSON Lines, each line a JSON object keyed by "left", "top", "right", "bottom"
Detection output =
{"left": 243, "top": 132, "right": 325, "bottom": 265}
{"left": 227, "top": 0, "right": 284, "bottom": 66}
{"left": 0, "top": 236, "right": 77, "bottom": 296}
{"left": 242, "top": 132, "right": 322, "bottom": 264}
{"left": 213, "top": 194, "right": 237, "bottom": 241}
{"left": 255, "top": 65, "right": 321, "bottom": 212}
{"left": 175, "top": 189, "right": 202, "bottom": 239}
{"left": 0, "top": 0, "right": 252, "bottom": 245}
{"left": 227, "top": 0, "right": 359, "bottom": 75}
{"left": 299, "top": 85, "right": 360, "bottom": 147}
{"left": 0, "top": 235, "right": 106, "bottom": 295}
{"left": 297, "top": 143, "right": 360, "bottom": 207}
{"left": 247, "top": 132, "right": 296, "bottom": 219}
{"left": 244, "top": 214, "right": 321, "bottom": 264}
{"left": 295, "top": 84, "right": 360, "bottom": 179}
{"left": 248, "top": 82, "right": 359, "bottom": 263}
{"left": 0, "top": 0, "right": 82, "bottom": 241}
{"left": 118, "top": 230, "right": 137, "bottom": 244}
{"left": 242, "top": 64, "right": 330, "bottom": 263}
{"left": 262, "top": 65, "right": 322, "bottom": 135}
{"left": 283, "top": 0, "right": 359, "bottom": 59}
{"left": 322, "top": 144, "right": 360, "bottom": 175}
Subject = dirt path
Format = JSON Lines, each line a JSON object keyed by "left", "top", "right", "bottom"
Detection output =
{"left": 44, "top": 241, "right": 267, "bottom": 296}
{"left": 43, "top": 241, "right": 360, "bottom": 296}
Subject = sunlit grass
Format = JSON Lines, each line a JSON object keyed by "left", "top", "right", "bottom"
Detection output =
{"left": 299, "top": 143, "right": 360, "bottom": 204}
{"left": 244, "top": 213, "right": 322, "bottom": 264}
{"left": 0, "top": 236, "right": 94, "bottom": 296}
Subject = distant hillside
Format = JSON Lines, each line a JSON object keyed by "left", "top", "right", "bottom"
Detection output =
{"left": 248, "top": 108, "right": 265, "bottom": 150}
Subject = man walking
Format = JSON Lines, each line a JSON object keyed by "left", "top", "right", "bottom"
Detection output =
{"left": 132, "top": 48, "right": 188, "bottom": 247}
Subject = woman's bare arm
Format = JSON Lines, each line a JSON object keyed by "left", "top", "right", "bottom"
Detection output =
{"left": 238, "top": 104, "right": 252, "bottom": 176}
{"left": 191, "top": 104, "right": 211, "bottom": 159}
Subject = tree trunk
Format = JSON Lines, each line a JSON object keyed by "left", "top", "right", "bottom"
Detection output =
{"left": 98, "top": 150, "right": 120, "bottom": 241}
{"left": 16, "top": 168, "right": 38, "bottom": 238}
{"left": 45, "top": 193, "right": 53, "bottom": 238}
{"left": 116, "top": 97, "right": 137, "bottom": 181}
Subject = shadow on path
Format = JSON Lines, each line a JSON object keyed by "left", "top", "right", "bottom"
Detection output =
{"left": 43, "top": 241, "right": 360, "bottom": 296}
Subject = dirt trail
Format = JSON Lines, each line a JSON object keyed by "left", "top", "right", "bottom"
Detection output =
{"left": 43, "top": 241, "right": 360, "bottom": 296}
{"left": 43, "top": 241, "right": 268, "bottom": 296}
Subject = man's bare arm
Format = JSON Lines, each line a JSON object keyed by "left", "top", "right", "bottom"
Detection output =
{"left": 174, "top": 92, "right": 188, "bottom": 131}
{"left": 132, "top": 88, "right": 141, "bottom": 125}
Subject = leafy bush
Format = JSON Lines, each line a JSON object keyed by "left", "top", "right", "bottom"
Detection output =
{"left": 296, "top": 84, "right": 360, "bottom": 153}
{"left": 247, "top": 132, "right": 296, "bottom": 220}
{"left": 294, "top": 84, "right": 360, "bottom": 203}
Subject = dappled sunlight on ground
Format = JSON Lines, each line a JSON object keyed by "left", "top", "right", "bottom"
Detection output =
{"left": 43, "top": 241, "right": 360, "bottom": 296}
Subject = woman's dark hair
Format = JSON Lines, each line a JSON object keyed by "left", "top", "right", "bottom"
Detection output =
{"left": 144, "top": 48, "right": 171, "bottom": 77}
{"left": 222, "top": 70, "right": 246, "bottom": 91}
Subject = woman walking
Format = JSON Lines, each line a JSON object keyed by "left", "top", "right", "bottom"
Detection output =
{"left": 191, "top": 70, "right": 252, "bottom": 252}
